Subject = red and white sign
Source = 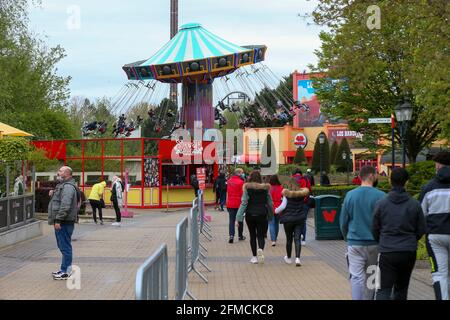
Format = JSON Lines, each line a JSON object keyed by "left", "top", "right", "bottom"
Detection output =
{"left": 294, "top": 133, "right": 308, "bottom": 149}
{"left": 196, "top": 167, "right": 206, "bottom": 190}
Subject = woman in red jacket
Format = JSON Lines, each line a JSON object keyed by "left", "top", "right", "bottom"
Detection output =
{"left": 269, "top": 175, "right": 283, "bottom": 246}
{"left": 225, "top": 168, "right": 246, "bottom": 243}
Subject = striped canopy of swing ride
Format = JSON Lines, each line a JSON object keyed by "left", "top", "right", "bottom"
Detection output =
{"left": 122, "top": 23, "right": 267, "bottom": 83}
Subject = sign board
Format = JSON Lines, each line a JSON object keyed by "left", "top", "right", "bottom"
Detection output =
{"left": 368, "top": 118, "right": 391, "bottom": 124}
{"left": 294, "top": 133, "right": 308, "bottom": 149}
{"left": 196, "top": 167, "right": 206, "bottom": 191}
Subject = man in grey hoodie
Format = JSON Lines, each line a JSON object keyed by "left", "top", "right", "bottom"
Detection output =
{"left": 48, "top": 166, "right": 79, "bottom": 280}
{"left": 372, "top": 168, "right": 426, "bottom": 300}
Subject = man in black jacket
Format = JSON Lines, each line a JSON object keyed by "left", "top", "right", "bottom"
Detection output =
{"left": 372, "top": 168, "right": 426, "bottom": 300}
{"left": 419, "top": 151, "right": 450, "bottom": 300}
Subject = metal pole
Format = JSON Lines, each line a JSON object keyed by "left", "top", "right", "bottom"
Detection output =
{"left": 391, "top": 114, "right": 395, "bottom": 171}
{"left": 320, "top": 145, "right": 323, "bottom": 185}
{"left": 346, "top": 159, "right": 350, "bottom": 185}
{"left": 402, "top": 123, "right": 407, "bottom": 168}
{"left": 6, "top": 165, "right": 10, "bottom": 229}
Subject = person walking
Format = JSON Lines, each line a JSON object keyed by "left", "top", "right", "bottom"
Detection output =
{"left": 419, "top": 151, "right": 450, "bottom": 300}
{"left": 110, "top": 176, "right": 124, "bottom": 227}
{"left": 190, "top": 174, "right": 199, "bottom": 198}
{"left": 214, "top": 172, "right": 227, "bottom": 211}
{"left": 237, "top": 170, "right": 274, "bottom": 264}
{"left": 340, "top": 165, "right": 386, "bottom": 300}
{"left": 225, "top": 168, "right": 246, "bottom": 243}
{"left": 48, "top": 166, "right": 79, "bottom": 280}
{"left": 291, "top": 168, "right": 312, "bottom": 246}
{"left": 320, "top": 172, "right": 331, "bottom": 186}
{"left": 269, "top": 175, "right": 283, "bottom": 246}
{"left": 305, "top": 168, "right": 315, "bottom": 186}
{"left": 372, "top": 168, "right": 426, "bottom": 300}
{"left": 88, "top": 179, "right": 106, "bottom": 225}
{"left": 276, "top": 178, "right": 310, "bottom": 266}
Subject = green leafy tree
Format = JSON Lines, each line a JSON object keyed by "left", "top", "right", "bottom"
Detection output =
{"left": 335, "top": 138, "right": 353, "bottom": 172}
{"left": 293, "top": 147, "right": 306, "bottom": 165}
{"left": 310, "top": 1, "right": 449, "bottom": 163}
{"left": 311, "top": 132, "right": 330, "bottom": 173}
{"left": 0, "top": 137, "right": 31, "bottom": 161}
{"left": 0, "top": 0, "right": 73, "bottom": 139}
{"left": 330, "top": 140, "right": 339, "bottom": 165}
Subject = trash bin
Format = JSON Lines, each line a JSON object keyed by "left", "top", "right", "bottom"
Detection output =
{"left": 314, "top": 195, "right": 343, "bottom": 240}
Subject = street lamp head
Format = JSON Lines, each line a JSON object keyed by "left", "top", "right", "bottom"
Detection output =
{"left": 395, "top": 99, "right": 413, "bottom": 122}
{"left": 319, "top": 132, "right": 326, "bottom": 144}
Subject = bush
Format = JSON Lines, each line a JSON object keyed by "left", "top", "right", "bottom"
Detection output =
{"left": 407, "top": 161, "right": 435, "bottom": 195}
{"left": 416, "top": 236, "right": 428, "bottom": 260}
{"left": 277, "top": 164, "right": 307, "bottom": 176}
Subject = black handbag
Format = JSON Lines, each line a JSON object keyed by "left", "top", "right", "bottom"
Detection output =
{"left": 99, "top": 198, "right": 106, "bottom": 208}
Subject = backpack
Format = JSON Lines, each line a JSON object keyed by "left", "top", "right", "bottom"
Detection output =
{"left": 62, "top": 183, "right": 82, "bottom": 223}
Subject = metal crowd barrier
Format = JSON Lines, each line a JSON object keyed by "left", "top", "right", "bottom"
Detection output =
{"left": 0, "top": 165, "right": 36, "bottom": 233}
{"left": 175, "top": 216, "right": 195, "bottom": 300}
{"left": 135, "top": 190, "right": 212, "bottom": 300}
{"left": 198, "top": 191, "right": 212, "bottom": 241}
{"left": 135, "top": 243, "right": 169, "bottom": 300}
{"left": 188, "top": 193, "right": 211, "bottom": 283}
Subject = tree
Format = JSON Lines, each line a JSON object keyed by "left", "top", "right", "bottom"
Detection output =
{"left": 293, "top": 147, "right": 306, "bottom": 165}
{"left": 335, "top": 138, "right": 353, "bottom": 172}
{"left": 311, "top": 133, "right": 330, "bottom": 173}
{"left": 0, "top": 0, "right": 73, "bottom": 139}
{"left": 310, "top": 1, "right": 449, "bottom": 163}
{"left": 330, "top": 140, "right": 339, "bottom": 165}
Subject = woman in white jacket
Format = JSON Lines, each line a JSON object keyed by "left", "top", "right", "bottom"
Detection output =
{"left": 111, "top": 176, "right": 124, "bottom": 226}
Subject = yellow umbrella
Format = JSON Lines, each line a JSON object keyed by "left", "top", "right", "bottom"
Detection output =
{"left": 0, "top": 121, "right": 33, "bottom": 139}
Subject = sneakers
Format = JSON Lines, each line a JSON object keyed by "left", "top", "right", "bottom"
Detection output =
{"left": 228, "top": 237, "right": 234, "bottom": 244}
{"left": 238, "top": 236, "right": 246, "bottom": 241}
{"left": 51, "top": 270, "right": 63, "bottom": 276}
{"left": 100, "top": 220, "right": 104, "bottom": 225}
{"left": 111, "top": 222, "right": 121, "bottom": 226}
{"left": 250, "top": 257, "right": 258, "bottom": 264}
{"left": 284, "top": 256, "right": 292, "bottom": 264}
{"left": 295, "top": 258, "right": 302, "bottom": 266}
{"left": 271, "top": 241, "right": 276, "bottom": 247}
{"left": 257, "top": 249, "right": 264, "bottom": 264}
{"left": 53, "top": 272, "right": 71, "bottom": 280}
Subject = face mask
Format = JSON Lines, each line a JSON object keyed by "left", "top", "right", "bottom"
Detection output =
{"left": 241, "top": 174, "right": 246, "bottom": 179}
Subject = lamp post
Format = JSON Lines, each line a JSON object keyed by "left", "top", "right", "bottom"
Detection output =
{"left": 394, "top": 100, "right": 413, "bottom": 168}
{"left": 342, "top": 151, "right": 350, "bottom": 185}
{"left": 318, "top": 132, "right": 325, "bottom": 185}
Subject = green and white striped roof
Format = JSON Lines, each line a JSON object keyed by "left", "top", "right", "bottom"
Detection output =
{"left": 141, "top": 23, "right": 249, "bottom": 66}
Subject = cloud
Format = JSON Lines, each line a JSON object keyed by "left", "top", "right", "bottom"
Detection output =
{"left": 28, "top": 0, "right": 324, "bottom": 101}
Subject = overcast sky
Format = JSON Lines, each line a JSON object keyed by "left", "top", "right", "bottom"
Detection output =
{"left": 29, "top": 0, "right": 323, "bottom": 101}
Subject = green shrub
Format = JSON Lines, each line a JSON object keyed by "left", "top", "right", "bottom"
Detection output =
{"left": 407, "top": 161, "right": 435, "bottom": 195}
{"left": 0, "top": 137, "right": 31, "bottom": 162}
{"left": 416, "top": 236, "right": 428, "bottom": 260}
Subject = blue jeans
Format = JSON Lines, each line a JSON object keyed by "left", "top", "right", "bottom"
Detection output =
{"left": 269, "top": 214, "right": 280, "bottom": 241}
{"left": 55, "top": 223, "right": 74, "bottom": 273}
{"left": 219, "top": 192, "right": 226, "bottom": 210}
{"left": 227, "top": 208, "right": 243, "bottom": 238}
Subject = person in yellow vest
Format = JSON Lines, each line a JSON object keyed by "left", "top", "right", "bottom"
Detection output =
{"left": 88, "top": 179, "right": 106, "bottom": 225}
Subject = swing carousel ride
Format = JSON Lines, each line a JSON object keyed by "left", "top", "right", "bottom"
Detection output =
{"left": 81, "top": 23, "right": 310, "bottom": 138}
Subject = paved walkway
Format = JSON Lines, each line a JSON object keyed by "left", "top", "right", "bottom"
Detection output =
{"left": 0, "top": 208, "right": 435, "bottom": 300}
